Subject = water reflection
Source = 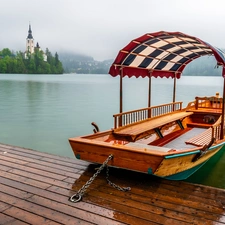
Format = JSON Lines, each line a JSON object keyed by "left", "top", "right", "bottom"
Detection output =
{"left": 69, "top": 163, "right": 225, "bottom": 224}
{"left": 186, "top": 146, "right": 225, "bottom": 188}
{"left": 0, "top": 74, "right": 225, "bottom": 189}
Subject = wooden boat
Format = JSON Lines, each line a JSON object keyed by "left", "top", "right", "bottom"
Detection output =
{"left": 69, "top": 31, "right": 225, "bottom": 180}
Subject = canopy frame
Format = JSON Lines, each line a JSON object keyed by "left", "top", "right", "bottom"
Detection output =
{"left": 110, "top": 31, "right": 225, "bottom": 139}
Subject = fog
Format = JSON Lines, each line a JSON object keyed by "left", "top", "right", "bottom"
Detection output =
{"left": 1, "top": 0, "right": 225, "bottom": 60}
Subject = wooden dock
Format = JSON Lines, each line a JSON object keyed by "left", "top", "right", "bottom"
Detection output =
{"left": 1, "top": 143, "right": 225, "bottom": 225}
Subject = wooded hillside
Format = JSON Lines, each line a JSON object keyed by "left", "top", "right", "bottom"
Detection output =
{"left": 0, "top": 48, "right": 64, "bottom": 74}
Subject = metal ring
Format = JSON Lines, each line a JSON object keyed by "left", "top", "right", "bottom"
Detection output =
{"left": 69, "top": 194, "right": 82, "bottom": 203}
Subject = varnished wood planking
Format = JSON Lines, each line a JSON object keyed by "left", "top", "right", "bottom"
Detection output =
{"left": 0, "top": 143, "right": 89, "bottom": 167}
{"left": 2, "top": 204, "right": 63, "bottom": 225}
{"left": 113, "top": 111, "right": 193, "bottom": 136}
{"left": 0, "top": 213, "right": 30, "bottom": 225}
{"left": 0, "top": 144, "right": 88, "bottom": 176}
{"left": 0, "top": 143, "right": 225, "bottom": 224}
{"left": 0, "top": 144, "right": 129, "bottom": 224}
{"left": 0, "top": 179, "right": 125, "bottom": 225}
{"left": 70, "top": 141, "right": 164, "bottom": 173}
{"left": 69, "top": 168, "right": 225, "bottom": 224}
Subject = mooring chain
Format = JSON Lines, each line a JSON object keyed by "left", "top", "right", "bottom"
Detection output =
{"left": 106, "top": 165, "right": 131, "bottom": 192}
{"left": 69, "top": 154, "right": 131, "bottom": 203}
{"left": 69, "top": 154, "right": 113, "bottom": 202}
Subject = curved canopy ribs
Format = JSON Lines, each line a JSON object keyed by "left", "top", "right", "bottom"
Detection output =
{"left": 109, "top": 31, "right": 225, "bottom": 78}
{"left": 108, "top": 31, "right": 225, "bottom": 139}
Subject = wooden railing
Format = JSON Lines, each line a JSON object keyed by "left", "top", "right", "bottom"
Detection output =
{"left": 186, "top": 101, "right": 196, "bottom": 109}
{"left": 113, "top": 102, "right": 182, "bottom": 129}
{"left": 212, "top": 116, "right": 222, "bottom": 142}
{"left": 195, "top": 96, "right": 223, "bottom": 110}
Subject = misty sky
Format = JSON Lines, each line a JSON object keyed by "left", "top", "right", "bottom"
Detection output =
{"left": 1, "top": 0, "right": 225, "bottom": 61}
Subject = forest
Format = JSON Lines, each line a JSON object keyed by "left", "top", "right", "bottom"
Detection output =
{"left": 0, "top": 48, "right": 64, "bottom": 74}
{"left": 0, "top": 47, "right": 224, "bottom": 76}
{"left": 59, "top": 52, "right": 112, "bottom": 74}
{"left": 59, "top": 52, "right": 224, "bottom": 76}
{"left": 183, "top": 55, "right": 222, "bottom": 76}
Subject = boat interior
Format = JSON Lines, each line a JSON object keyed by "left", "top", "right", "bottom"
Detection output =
{"left": 84, "top": 95, "right": 223, "bottom": 152}
{"left": 70, "top": 31, "right": 225, "bottom": 157}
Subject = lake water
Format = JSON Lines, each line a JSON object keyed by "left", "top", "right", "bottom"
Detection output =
{"left": 0, "top": 74, "right": 225, "bottom": 188}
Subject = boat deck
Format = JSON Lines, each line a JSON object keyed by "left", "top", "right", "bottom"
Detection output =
{"left": 113, "top": 111, "right": 193, "bottom": 141}
{"left": 1, "top": 143, "right": 225, "bottom": 224}
{"left": 164, "top": 127, "right": 206, "bottom": 149}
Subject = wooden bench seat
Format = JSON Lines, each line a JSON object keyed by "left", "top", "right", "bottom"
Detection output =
{"left": 113, "top": 111, "right": 193, "bottom": 141}
{"left": 185, "top": 128, "right": 212, "bottom": 147}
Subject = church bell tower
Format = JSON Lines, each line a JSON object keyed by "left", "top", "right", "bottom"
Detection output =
{"left": 26, "top": 24, "right": 34, "bottom": 54}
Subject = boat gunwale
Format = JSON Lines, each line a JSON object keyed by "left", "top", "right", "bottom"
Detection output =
{"left": 69, "top": 135, "right": 205, "bottom": 157}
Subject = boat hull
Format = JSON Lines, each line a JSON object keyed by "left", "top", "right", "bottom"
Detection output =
{"left": 69, "top": 136, "right": 225, "bottom": 180}
{"left": 69, "top": 137, "right": 164, "bottom": 174}
{"left": 155, "top": 144, "right": 225, "bottom": 180}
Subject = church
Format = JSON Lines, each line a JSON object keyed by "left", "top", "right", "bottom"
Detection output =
{"left": 25, "top": 24, "right": 47, "bottom": 61}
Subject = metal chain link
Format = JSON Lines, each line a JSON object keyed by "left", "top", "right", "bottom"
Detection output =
{"left": 106, "top": 165, "right": 131, "bottom": 192}
{"left": 69, "top": 154, "right": 131, "bottom": 203}
{"left": 69, "top": 154, "right": 113, "bottom": 202}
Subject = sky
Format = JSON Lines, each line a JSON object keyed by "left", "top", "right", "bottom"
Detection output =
{"left": 1, "top": 0, "right": 225, "bottom": 61}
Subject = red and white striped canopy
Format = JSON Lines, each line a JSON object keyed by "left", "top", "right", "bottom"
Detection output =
{"left": 109, "top": 31, "right": 225, "bottom": 78}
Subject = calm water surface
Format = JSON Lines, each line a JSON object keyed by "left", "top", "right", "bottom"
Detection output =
{"left": 0, "top": 74, "right": 225, "bottom": 188}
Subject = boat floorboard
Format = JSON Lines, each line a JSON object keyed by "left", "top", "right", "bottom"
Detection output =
{"left": 0, "top": 143, "right": 225, "bottom": 225}
{"left": 164, "top": 127, "right": 206, "bottom": 149}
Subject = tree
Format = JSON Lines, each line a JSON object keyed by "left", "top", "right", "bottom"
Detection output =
{"left": 0, "top": 48, "right": 12, "bottom": 57}
{"left": 55, "top": 52, "right": 63, "bottom": 73}
{"left": 0, "top": 48, "right": 64, "bottom": 74}
{"left": 55, "top": 52, "right": 59, "bottom": 65}
{"left": 0, "top": 59, "right": 7, "bottom": 73}
{"left": 27, "top": 57, "right": 36, "bottom": 73}
{"left": 16, "top": 52, "right": 27, "bottom": 73}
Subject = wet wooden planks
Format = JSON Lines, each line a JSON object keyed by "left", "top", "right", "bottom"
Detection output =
{"left": 0, "top": 143, "right": 225, "bottom": 225}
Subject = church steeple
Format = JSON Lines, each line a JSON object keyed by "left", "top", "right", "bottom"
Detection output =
{"left": 24, "top": 23, "right": 47, "bottom": 61}
{"left": 27, "top": 24, "right": 33, "bottom": 39}
{"left": 26, "top": 23, "right": 34, "bottom": 54}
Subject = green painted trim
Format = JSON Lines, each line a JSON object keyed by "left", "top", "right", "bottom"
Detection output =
{"left": 165, "top": 150, "right": 201, "bottom": 159}
{"left": 162, "top": 162, "right": 206, "bottom": 180}
{"left": 209, "top": 142, "right": 225, "bottom": 150}
{"left": 148, "top": 168, "right": 152, "bottom": 174}
{"left": 75, "top": 154, "right": 80, "bottom": 159}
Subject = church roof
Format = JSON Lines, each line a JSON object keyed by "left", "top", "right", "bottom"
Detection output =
{"left": 27, "top": 24, "right": 33, "bottom": 39}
